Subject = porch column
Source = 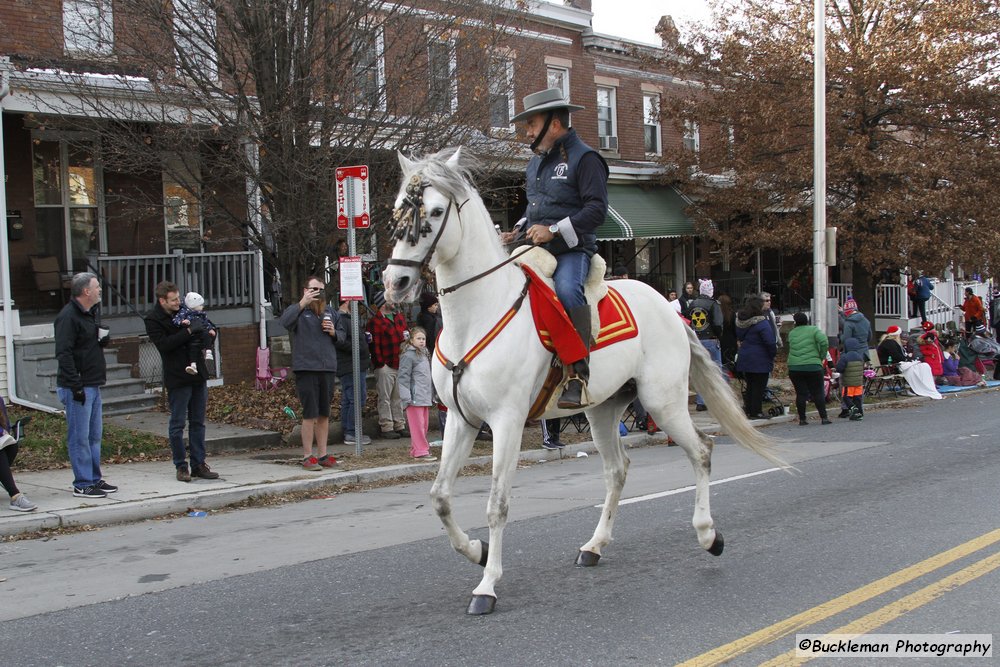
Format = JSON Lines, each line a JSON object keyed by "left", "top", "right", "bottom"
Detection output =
{"left": 243, "top": 137, "right": 267, "bottom": 349}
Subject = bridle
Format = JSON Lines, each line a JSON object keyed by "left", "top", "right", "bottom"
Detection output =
{"left": 385, "top": 173, "right": 462, "bottom": 280}
{"left": 385, "top": 172, "right": 527, "bottom": 297}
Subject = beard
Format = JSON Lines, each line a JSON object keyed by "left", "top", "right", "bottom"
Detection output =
{"left": 310, "top": 298, "right": 327, "bottom": 316}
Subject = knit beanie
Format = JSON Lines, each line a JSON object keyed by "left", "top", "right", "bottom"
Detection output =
{"left": 184, "top": 292, "right": 205, "bottom": 310}
{"left": 844, "top": 297, "right": 857, "bottom": 314}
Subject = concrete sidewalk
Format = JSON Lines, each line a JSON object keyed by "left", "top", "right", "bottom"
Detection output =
{"left": 1, "top": 408, "right": 791, "bottom": 538}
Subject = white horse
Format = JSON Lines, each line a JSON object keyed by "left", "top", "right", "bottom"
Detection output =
{"left": 382, "top": 148, "right": 786, "bottom": 615}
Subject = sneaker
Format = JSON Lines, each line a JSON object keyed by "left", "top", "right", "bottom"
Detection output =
{"left": 695, "top": 404, "right": 708, "bottom": 412}
{"left": 96, "top": 480, "right": 118, "bottom": 493}
{"left": 191, "top": 463, "right": 220, "bottom": 479}
{"left": 176, "top": 464, "right": 192, "bottom": 482}
{"left": 344, "top": 434, "right": 372, "bottom": 445}
{"left": 397, "top": 429, "right": 411, "bottom": 438}
{"left": 9, "top": 493, "right": 37, "bottom": 512}
{"left": 821, "top": 419, "right": 833, "bottom": 425}
{"left": 184, "top": 363, "right": 198, "bottom": 375}
{"left": 798, "top": 419, "right": 809, "bottom": 426}
{"left": 318, "top": 455, "right": 339, "bottom": 468}
{"left": 73, "top": 485, "right": 107, "bottom": 498}
{"left": 204, "top": 349, "right": 215, "bottom": 361}
{"left": 413, "top": 454, "right": 437, "bottom": 461}
{"left": 849, "top": 413, "right": 864, "bottom": 421}
{"left": 838, "top": 409, "right": 851, "bottom": 419}
{"left": 541, "top": 441, "right": 564, "bottom": 450}
{"left": 302, "top": 456, "right": 322, "bottom": 471}
{"left": 381, "top": 430, "right": 401, "bottom": 440}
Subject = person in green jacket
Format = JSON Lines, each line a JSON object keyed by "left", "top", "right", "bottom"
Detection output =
{"left": 786, "top": 311, "right": 832, "bottom": 425}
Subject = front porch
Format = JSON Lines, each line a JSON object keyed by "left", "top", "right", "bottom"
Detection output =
{"left": 829, "top": 279, "right": 991, "bottom": 333}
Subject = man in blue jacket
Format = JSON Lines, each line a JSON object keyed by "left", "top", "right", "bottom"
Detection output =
{"left": 502, "top": 88, "right": 609, "bottom": 409}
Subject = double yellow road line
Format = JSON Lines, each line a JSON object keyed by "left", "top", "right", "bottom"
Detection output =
{"left": 679, "top": 528, "right": 1000, "bottom": 666}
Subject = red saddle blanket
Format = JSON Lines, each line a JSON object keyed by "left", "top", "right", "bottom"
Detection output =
{"left": 522, "top": 265, "right": 639, "bottom": 363}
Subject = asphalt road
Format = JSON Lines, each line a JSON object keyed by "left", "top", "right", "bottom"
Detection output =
{"left": 3, "top": 391, "right": 999, "bottom": 666}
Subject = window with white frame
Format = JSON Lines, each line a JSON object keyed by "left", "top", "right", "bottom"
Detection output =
{"left": 488, "top": 56, "right": 515, "bottom": 129}
{"left": 683, "top": 120, "right": 701, "bottom": 154}
{"left": 546, "top": 66, "right": 569, "bottom": 98}
{"left": 173, "top": 0, "right": 218, "bottom": 81}
{"left": 353, "top": 24, "right": 386, "bottom": 110}
{"left": 643, "top": 93, "right": 661, "bottom": 155}
{"left": 63, "top": 0, "right": 114, "bottom": 56}
{"left": 163, "top": 156, "right": 203, "bottom": 253}
{"left": 596, "top": 86, "right": 617, "bottom": 151}
{"left": 427, "top": 35, "right": 457, "bottom": 114}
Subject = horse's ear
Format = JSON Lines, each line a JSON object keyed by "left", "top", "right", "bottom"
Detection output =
{"left": 446, "top": 147, "right": 462, "bottom": 166}
{"left": 398, "top": 151, "right": 416, "bottom": 173}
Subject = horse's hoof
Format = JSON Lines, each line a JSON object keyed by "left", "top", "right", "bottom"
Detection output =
{"left": 467, "top": 594, "right": 497, "bottom": 615}
{"left": 478, "top": 541, "right": 489, "bottom": 567}
{"left": 575, "top": 550, "right": 601, "bottom": 567}
{"left": 707, "top": 531, "right": 725, "bottom": 556}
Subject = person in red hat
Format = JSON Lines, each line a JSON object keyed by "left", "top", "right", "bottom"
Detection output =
{"left": 917, "top": 322, "right": 944, "bottom": 381}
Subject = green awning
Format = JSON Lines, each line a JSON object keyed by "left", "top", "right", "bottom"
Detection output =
{"left": 597, "top": 184, "right": 695, "bottom": 240}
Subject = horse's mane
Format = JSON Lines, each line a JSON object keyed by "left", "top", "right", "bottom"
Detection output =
{"left": 403, "top": 148, "right": 478, "bottom": 203}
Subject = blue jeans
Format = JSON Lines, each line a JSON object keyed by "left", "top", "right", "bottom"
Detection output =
{"left": 57, "top": 386, "right": 103, "bottom": 489}
{"left": 167, "top": 383, "right": 207, "bottom": 469}
{"left": 338, "top": 373, "right": 356, "bottom": 438}
{"left": 553, "top": 251, "right": 590, "bottom": 310}
{"left": 695, "top": 338, "right": 725, "bottom": 407}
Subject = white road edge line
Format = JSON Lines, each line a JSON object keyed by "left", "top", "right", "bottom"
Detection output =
{"left": 598, "top": 467, "right": 785, "bottom": 508}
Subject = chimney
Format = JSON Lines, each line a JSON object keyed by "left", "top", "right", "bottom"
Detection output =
{"left": 564, "top": 0, "right": 593, "bottom": 11}
{"left": 656, "top": 15, "right": 680, "bottom": 50}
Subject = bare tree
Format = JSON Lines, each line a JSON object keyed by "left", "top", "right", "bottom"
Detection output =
{"left": 658, "top": 0, "right": 1000, "bottom": 306}
{"left": 35, "top": 0, "right": 535, "bottom": 298}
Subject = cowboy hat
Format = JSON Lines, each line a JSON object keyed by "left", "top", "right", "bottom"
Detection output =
{"left": 511, "top": 87, "right": 585, "bottom": 123}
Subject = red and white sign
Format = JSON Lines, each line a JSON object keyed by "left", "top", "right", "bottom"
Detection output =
{"left": 336, "top": 165, "right": 370, "bottom": 229}
{"left": 338, "top": 256, "right": 365, "bottom": 300}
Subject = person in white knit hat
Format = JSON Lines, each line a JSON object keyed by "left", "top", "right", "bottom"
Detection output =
{"left": 171, "top": 291, "right": 217, "bottom": 376}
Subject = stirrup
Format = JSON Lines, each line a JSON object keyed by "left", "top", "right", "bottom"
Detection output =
{"left": 557, "top": 375, "right": 592, "bottom": 410}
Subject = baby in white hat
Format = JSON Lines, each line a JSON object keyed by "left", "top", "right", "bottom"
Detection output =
{"left": 171, "top": 291, "right": 218, "bottom": 376}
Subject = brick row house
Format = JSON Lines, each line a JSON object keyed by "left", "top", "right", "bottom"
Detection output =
{"left": 0, "top": 0, "right": 710, "bottom": 412}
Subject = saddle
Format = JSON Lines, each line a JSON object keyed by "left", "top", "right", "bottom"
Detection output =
{"left": 510, "top": 245, "right": 607, "bottom": 342}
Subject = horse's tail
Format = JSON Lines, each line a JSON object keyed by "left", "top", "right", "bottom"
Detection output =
{"left": 686, "top": 326, "right": 790, "bottom": 469}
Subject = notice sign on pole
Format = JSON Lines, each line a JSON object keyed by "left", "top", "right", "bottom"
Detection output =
{"left": 339, "top": 256, "right": 365, "bottom": 301}
{"left": 336, "top": 165, "right": 370, "bottom": 229}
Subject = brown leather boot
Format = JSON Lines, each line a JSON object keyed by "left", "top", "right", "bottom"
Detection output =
{"left": 557, "top": 306, "right": 592, "bottom": 409}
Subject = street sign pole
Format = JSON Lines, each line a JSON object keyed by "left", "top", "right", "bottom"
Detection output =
{"left": 346, "top": 178, "right": 365, "bottom": 457}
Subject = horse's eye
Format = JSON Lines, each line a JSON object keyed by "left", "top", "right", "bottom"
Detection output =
{"left": 430, "top": 207, "right": 445, "bottom": 218}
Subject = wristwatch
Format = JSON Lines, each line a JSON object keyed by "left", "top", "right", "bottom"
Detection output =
{"left": 548, "top": 223, "right": 560, "bottom": 236}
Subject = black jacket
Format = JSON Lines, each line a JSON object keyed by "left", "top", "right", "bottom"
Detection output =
{"left": 54, "top": 298, "right": 107, "bottom": 390}
{"left": 333, "top": 310, "right": 370, "bottom": 376}
{"left": 145, "top": 303, "right": 207, "bottom": 390}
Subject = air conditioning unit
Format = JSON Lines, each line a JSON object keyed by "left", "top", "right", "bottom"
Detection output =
{"left": 599, "top": 135, "right": 618, "bottom": 151}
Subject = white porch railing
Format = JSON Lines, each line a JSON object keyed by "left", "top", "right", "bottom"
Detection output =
{"left": 829, "top": 277, "right": 993, "bottom": 331}
{"left": 93, "top": 251, "right": 259, "bottom": 318}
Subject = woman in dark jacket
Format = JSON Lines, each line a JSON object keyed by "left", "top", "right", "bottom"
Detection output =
{"left": 735, "top": 295, "right": 777, "bottom": 419}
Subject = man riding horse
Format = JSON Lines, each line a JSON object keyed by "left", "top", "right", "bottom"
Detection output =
{"left": 501, "top": 87, "right": 610, "bottom": 409}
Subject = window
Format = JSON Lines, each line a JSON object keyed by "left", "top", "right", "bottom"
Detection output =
{"left": 353, "top": 24, "right": 385, "bottom": 110}
{"left": 174, "top": 0, "right": 218, "bottom": 81}
{"left": 163, "top": 157, "right": 203, "bottom": 253}
{"left": 547, "top": 66, "right": 569, "bottom": 98}
{"left": 722, "top": 122, "right": 736, "bottom": 160}
{"left": 427, "top": 36, "right": 457, "bottom": 114}
{"left": 683, "top": 120, "right": 701, "bottom": 154}
{"left": 63, "top": 0, "right": 114, "bottom": 56}
{"left": 643, "top": 93, "right": 661, "bottom": 155}
{"left": 596, "top": 86, "right": 617, "bottom": 151}
{"left": 32, "top": 137, "right": 103, "bottom": 272}
{"left": 488, "top": 56, "right": 514, "bottom": 129}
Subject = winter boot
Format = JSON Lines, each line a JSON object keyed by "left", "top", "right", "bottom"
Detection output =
{"left": 558, "top": 306, "right": 592, "bottom": 410}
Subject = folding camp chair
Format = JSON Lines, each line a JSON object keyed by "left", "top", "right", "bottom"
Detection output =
{"left": 255, "top": 347, "right": 289, "bottom": 390}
